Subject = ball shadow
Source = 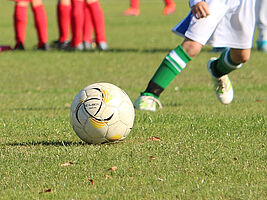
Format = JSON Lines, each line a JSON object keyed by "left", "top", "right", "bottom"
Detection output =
{"left": 5, "top": 140, "right": 87, "bottom": 147}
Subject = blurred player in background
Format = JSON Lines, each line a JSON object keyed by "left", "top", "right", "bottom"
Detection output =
{"left": 134, "top": 0, "right": 256, "bottom": 111}
{"left": 56, "top": 0, "right": 72, "bottom": 49}
{"left": 256, "top": 0, "right": 267, "bottom": 52}
{"left": 12, "top": 0, "right": 48, "bottom": 50}
{"left": 70, "top": 0, "right": 107, "bottom": 51}
{"left": 123, "top": 0, "right": 176, "bottom": 16}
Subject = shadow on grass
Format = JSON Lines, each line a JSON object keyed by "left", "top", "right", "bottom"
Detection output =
{"left": 107, "top": 48, "right": 172, "bottom": 53}
{"left": 5, "top": 140, "right": 87, "bottom": 147}
{"left": 4, "top": 140, "right": 118, "bottom": 146}
{"left": 25, "top": 47, "right": 172, "bottom": 53}
{"left": 46, "top": 47, "right": 173, "bottom": 53}
{"left": 12, "top": 46, "right": 217, "bottom": 54}
{"left": 8, "top": 107, "right": 70, "bottom": 111}
{"left": 164, "top": 102, "right": 183, "bottom": 107}
{"left": 81, "top": 47, "right": 215, "bottom": 54}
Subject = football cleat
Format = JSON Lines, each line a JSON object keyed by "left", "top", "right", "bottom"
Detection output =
{"left": 163, "top": 3, "right": 176, "bottom": 15}
{"left": 65, "top": 42, "right": 84, "bottom": 51}
{"left": 14, "top": 42, "right": 25, "bottom": 50}
{"left": 73, "top": 43, "right": 84, "bottom": 51}
{"left": 133, "top": 95, "right": 162, "bottom": 111}
{"left": 257, "top": 40, "right": 267, "bottom": 52}
{"left": 83, "top": 41, "right": 94, "bottom": 51}
{"left": 97, "top": 42, "right": 108, "bottom": 51}
{"left": 207, "top": 58, "right": 234, "bottom": 104}
{"left": 122, "top": 8, "right": 140, "bottom": 16}
{"left": 58, "top": 41, "right": 70, "bottom": 50}
{"left": 37, "top": 43, "right": 50, "bottom": 51}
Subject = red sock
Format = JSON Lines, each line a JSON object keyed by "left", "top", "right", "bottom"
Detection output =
{"left": 57, "top": 3, "right": 71, "bottom": 42}
{"left": 130, "top": 0, "right": 139, "bottom": 9}
{"left": 83, "top": 5, "right": 94, "bottom": 43}
{"left": 164, "top": 0, "right": 175, "bottom": 6}
{"left": 87, "top": 1, "right": 106, "bottom": 43}
{"left": 14, "top": 4, "right": 27, "bottom": 47}
{"left": 32, "top": 5, "right": 48, "bottom": 47}
{"left": 71, "top": 0, "right": 84, "bottom": 47}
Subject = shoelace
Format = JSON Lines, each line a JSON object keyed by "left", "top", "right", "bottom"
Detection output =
{"left": 216, "top": 76, "right": 227, "bottom": 93}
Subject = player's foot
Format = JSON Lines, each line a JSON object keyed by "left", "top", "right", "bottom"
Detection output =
{"left": 207, "top": 58, "right": 234, "bottom": 104}
{"left": 123, "top": 8, "right": 140, "bottom": 16}
{"left": 37, "top": 43, "right": 50, "bottom": 51}
{"left": 14, "top": 42, "right": 25, "bottom": 50}
{"left": 58, "top": 41, "right": 70, "bottom": 50}
{"left": 133, "top": 95, "right": 162, "bottom": 111}
{"left": 73, "top": 43, "right": 84, "bottom": 51}
{"left": 97, "top": 42, "right": 108, "bottom": 51}
{"left": 163, "top": 3, "right": 176, "bottom": 15}
{"left": 50, "top": 40, "right": 70, "bottom": 50}
{"left": 83, "top": 41, "right": 94, "bottom": 51}
{"left": 257, "top": 40, "right": 267, "bottom": 52}
{"left": 65, "top": 43, "right": 84, "bottom": 51}
{"left": 50, "top": 40, "right": 59, "bottom": 48}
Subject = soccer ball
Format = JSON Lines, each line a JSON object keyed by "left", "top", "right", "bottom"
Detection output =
{"left": 70, "top": 83, "right": 135, "bottom": 144}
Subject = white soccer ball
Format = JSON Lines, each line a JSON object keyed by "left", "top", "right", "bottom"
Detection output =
{"left": 70, "top": 83, "right": 135, "bottom": 144}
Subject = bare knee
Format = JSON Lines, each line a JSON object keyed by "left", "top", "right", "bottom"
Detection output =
{"left": 181, "top": 38, "right": 203, "bottom": 58}
{"left": 230, "top": 48, "right": 251, "bottom": 64}
{"left": 31, "top": 0, "right": 43, "bottom": 7}
{"left": 59, "top": 0, "right": 71, "bottom": 5}
{"left": 86, "top": 0, "right": 98, "bottom": 4}
{"left": 16, "top": 1, "right": 29, "bottom": 6}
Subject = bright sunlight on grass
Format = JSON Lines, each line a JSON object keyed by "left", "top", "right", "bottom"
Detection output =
{"left": 0, "top": 0, "right": 266, "bottom": 199}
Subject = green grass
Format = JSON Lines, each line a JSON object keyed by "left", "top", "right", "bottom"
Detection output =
{"left": 0, "top": 0, "right": 266, "bottom": 199}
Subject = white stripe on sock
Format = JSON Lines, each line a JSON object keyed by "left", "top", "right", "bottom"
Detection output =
{"left": 166, "top": 56, "right": 182, "bottom": 73}
{"left": 169, "top": 50, "right": 187, "bottom": 69}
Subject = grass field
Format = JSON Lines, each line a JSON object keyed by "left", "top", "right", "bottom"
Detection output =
{"left": 0, "top": 0, "right": 266, "bottom": 199}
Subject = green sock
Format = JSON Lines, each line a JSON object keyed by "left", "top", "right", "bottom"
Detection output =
{"left": 212, "top": 49, "right": 242, "bottom": 78}
{"left": 143, "top": 45, "right": 192, "bottom": 97}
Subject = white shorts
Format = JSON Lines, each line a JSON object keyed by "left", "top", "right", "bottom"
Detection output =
{"left": 172, "top": 0, "right": 256, "bottom": 49}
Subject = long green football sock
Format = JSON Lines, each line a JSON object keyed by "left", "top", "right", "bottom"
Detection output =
{"left": 211, "top": 49, "right": 243, "bottom": 78}
{"left": 143, "top": 45, "right": 192, "bottom": 98}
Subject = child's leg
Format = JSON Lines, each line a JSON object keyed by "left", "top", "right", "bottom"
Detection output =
{"left": 83, "top": 4, "right": 94, "bottom": 44}
{"left": 230, "top": 49, "right": 251, "bottom": 64}
{"left": 71, "top": 0, "right": 85, "bottom": 47}
{"left": 122, "top": 0, "right": 140, "bottom": 16}
{"left": 14, "top": 1, "right": 28, "bottom": 49}
{"left": 209, "top": 48, "right": 250, "bottom": 78}
{"left": 133, "top": 38, "right": 200, "bottom": 111}
{"left": 130, "top": 0, "right": 139, "bottom": 9}
{"left": 207, "top": 48, "right": 250, "bottom": 105}
{"left": 57, "top": 0, "right": 71, "bottom": 43}
{"left": 207, "top": 48, "right": 250, "bottom": 104}
{"left": 256, "top": 0, "right": 267, "bottom": 51}
{"left": 164, "top": 0, "right": 175, "bottom": 6}
{"left": 142, "top": 38, "right": 201, "bottom": 98}
{"left": 162, "top": 0, "right": 176, "bottom": 15}
{"left": 86, "top": 0, "right": 106, "bottom": 45}
{"left": 31, "top": 0, "right": 48, "bottom": 48}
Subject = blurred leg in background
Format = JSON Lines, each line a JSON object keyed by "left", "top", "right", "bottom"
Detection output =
{"left": 256, "top": 0, "right": 267, "bottom": 52}
{"left": 57, "top": 0, "right": 72, "bottom": 49}
{"left": 123, "top": 0, "right": 176, "bottom": 16}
